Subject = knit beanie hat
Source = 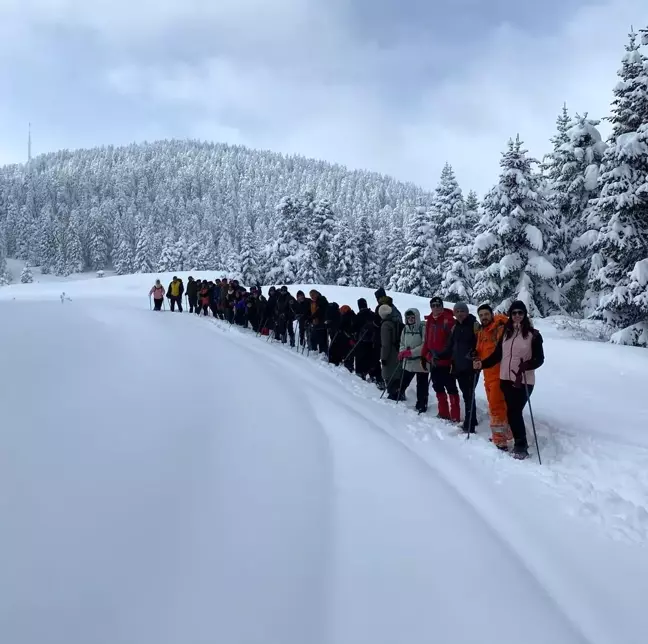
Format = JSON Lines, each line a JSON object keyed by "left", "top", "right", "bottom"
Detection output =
{"left": 508, "top": 300, "right": 528, "bottom": 316}
{"left": 430, "top": 296, "right": 443, "bottom": 307}
{"left": 378, "top": 304, "right": 392, "bottom": 319}
{"left": 357, "top": 298, "right": 368, "bottom": 309}
{"left": 477, "top": 303, "right": 493, "bottom": 314}
{"left": 374, "top": 287, "right": 387, "bottom": 301}
{"left": 453, "top": 301, "right": 469, "bottom": 314}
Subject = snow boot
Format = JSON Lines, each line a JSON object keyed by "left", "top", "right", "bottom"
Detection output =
{"left": 436, "top": 393, "right": 450, "bottom": 419}
{"left": 512, "top": 447, "right": 529, "bottom": 460}
{"left": 416, "top": 402, "right": 428, "bottom": 414}
{"left": 449, "top": 394, "right": 461, "bottom": 423}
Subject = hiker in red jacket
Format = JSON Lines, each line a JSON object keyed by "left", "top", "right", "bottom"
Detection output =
{"left": 420, "top": 296, "right": 460, "bottom": 421}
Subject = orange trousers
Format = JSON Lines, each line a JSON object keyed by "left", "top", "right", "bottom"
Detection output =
{"left": 483, "top": 367, "right": 510, "bottom": 447}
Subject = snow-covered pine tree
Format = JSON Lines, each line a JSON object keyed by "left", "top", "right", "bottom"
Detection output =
{"left": 65, "top": 211, "right": 84, "bottom": 275}
{"left": 112, "top": 216, "right": 134, "bottom": 275}
{"left": 352, "top": 213, "right": 378, "bottom": 287}
{"left": 88, "top": 206, "right": 109, "bottom": 271}
{"left": 583, "top": 30, "right": 648, "bottom": 341}
{"left": 266, "top": 196, "right": 301, "bottom": 284}
{"left": 239, "top": 227, "right": 261, "bottom": 286}
{"left": 386, "top": 208, "right": 407, "bottom": 290}
{"left": 0, "top": 227, "right": 10, "bottom": 285}
{"left": 298, "top": 198, "right": 336, "bottom": 283}
{"left": 546, "top": 114, "right": 607, "bottom": 312}
{"left": 20, "top": 263, "right": 34, "bottom": 283}
{"left": 472, "top": 136, "right": 560, "bottom": 315}
{"left": 332, "top": 218, "right": 357, "bottom": 286}
{"left": 392, "top": 206, "right": 439, "bottom": 296}
{"left": 434, "top": 163, "right": 471, "bottom": 302}
{"left": 37, "top": 205, "right": 58, "bottom": 274}
{"left": 157, "top": 234, "right": 181, "bottom": 272}
{"left": 134, "top": 219, "right": 155, "bottom": 273}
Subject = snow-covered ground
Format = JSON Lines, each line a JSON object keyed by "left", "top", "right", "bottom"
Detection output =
{"left": 1, "top": 272, "right": 648, "bottom": 644}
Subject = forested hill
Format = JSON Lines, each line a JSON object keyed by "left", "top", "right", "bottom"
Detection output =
{"left": 0, "top": 139, "right": 428, "bottom": 277}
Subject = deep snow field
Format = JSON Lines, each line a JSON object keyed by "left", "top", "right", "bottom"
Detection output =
{"left": 1, "top": 270, "right": 648, "bottom": 644}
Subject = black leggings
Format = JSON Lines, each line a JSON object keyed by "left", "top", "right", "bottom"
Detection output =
{"left": 500, "top": 380, "right": 534, "bottom": 451}
{"left": 153, "top": 298, "right": 163, "bottom": 311}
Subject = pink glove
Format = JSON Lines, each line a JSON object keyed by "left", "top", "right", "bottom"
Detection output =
{"left": 398, "top": 350, "right": 412, "bottom": 361}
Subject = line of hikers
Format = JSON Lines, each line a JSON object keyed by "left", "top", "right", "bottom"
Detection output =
{"left": 149, "top": 276, "right": 545, "bottom": 460}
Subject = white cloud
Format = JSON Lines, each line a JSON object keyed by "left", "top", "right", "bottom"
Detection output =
{"left": 2, "top": 0, "right": 648, "bottom": 194}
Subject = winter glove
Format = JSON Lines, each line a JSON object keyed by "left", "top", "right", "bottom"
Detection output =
{"left": 398, "top": 350, "right": 412, "bottom": 361}
{"left": 420, "top": 357, "right": 428, "bottom": 371}
{"left": 519, "top": 360, "right": 534, "bottom": 372}
{"left": 512, "top": 369, "right": 524, "bottom": 389}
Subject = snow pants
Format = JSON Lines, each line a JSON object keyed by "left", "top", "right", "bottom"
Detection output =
{"left": 354, "top": 342, "right": 374, "bottom": 378}
{"left": 483, "top": 367, "right": 509, "bottom": 447}
{"left": 153, "top": 298, "right": 163, "bottom": 311}
{"left": 169, "top": 296, "right": 183, "bottom": 312}
{"left": 430, "top": 365, "right": 458, "bottom": 396}
{"left": 456, "top": 370, "right": 479, "bottom": 432}
{"left": 500, "top": 380, "right": 534, "bottom": 452}
{"left": 400, "top": 370, "right": 429, "bottom": 409}
{"left": 310, "top": 327, "right": 328, "bottom": 354}
{"left": 188, "top": 295, "right": 198, "bottom": 313}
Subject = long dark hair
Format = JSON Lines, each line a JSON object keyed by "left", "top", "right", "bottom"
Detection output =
{"left": 504, "top": 301, "right": 533, "bottom": 339}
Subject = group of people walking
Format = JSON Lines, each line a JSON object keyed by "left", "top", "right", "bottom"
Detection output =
{"left": 149, "top": 276, "right": 545, "bottom": 460}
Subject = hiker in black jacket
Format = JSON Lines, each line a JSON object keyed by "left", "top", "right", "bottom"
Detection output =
{"left": 435, "top": 302, "right": 480, "bottom": 433}
{"left": 275, "top": 286, "right": 296, "bottom": 346}
{"left": 186, "top": 276, "right": 199, "bottom": 313}
{"left": 354, "top": 298, "right": 379, "bottom": 380}
{"left": 292, "top": 290, "right": 312, "bottom": 348}
{"left": 309, "top": 289, "right": 329, "bottom": 354}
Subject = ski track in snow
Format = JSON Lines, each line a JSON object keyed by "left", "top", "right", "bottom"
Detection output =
{"left": 2, "top": 278, "right": 648, "bottom": 643}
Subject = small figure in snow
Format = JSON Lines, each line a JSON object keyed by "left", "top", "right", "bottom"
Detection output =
{"left": 398, "top": 308, "right": 429, "bottom": 413}
{"left": 149, "top": 280, "right": 165, "bottom": 311}
{"left": 167, "top": 276, "right": 184, "bottom": 312}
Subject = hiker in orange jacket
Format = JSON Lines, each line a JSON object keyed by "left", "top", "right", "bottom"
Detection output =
{"left": 476, "top": 304, "right": 510, "bottom": 450}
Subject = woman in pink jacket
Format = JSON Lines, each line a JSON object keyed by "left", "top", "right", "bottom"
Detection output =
{"left": 473, "top": 300, "right": 544, "bottom": 460}
{"left": 149, "top": 280, "right": 165, "bottom": 311}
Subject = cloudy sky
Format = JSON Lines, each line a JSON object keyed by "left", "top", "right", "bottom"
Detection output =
{"left": 0, "top": 0, "right": 647, "bottom": 194}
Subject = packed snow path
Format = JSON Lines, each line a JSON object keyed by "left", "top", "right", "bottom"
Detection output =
{"left": 1, "top": 289, "right": 648, "bottom": 644}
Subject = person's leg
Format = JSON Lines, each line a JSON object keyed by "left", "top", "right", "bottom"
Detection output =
{"left": 431, "top": 368, "right": 450, "bottom": 418}
{"left": 400, "top": 370, "right": 415, "bottom": 398}
{"left": 177, "top": 297, "right": 183, "bottom": 313}
{"left": 154, "top": 298, "right": 163, "bottom": 311}
{"left": 415, "top": 371, "right": 429, "bottom": 411}
{"left": 484, "top": 372, "right": 508, "bottom": 448}
{"left": 501, "top": 380, "right": 531, "bottom": 453}
{"left": 169, "top": 297, "right": 175, "bottom": 312}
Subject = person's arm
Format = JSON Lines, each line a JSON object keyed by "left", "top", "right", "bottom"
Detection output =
{"left": 522, "top": 331, "right": 545, "bottom": 370}
{"left": 435, "top": 328, "right": 455, "bottom": 360}
{"left": 478, "top": 336, "right": 504, "bottom": 370}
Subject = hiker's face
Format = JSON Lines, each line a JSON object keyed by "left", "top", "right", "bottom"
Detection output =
{"left": 297, "top": 295, "right": 304, "bottom": 302}
{"left": 454, "top": 309, "right": 468, "bottom": 323}
{"left": 478, "top": 310, "right": 493, "bottom": 326}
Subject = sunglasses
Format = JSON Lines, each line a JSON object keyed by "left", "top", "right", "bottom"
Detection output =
{"left": 430, "top": 302, "right": 442, "bottom": 308}
{"left": 511, "top": 310, "right": 525, "bottom": 316}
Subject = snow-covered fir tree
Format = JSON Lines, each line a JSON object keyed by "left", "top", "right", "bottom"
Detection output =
{"left": 298, "top": 198, "right": 336, "bottom": 283}
{"left": 239, "top": 227, "right": 261, "bottom": 286}
{"left": 546, "top": 114, "right": 607, "bottom": 312}
{"left": 0, "top": 227, "right": 10, "bottom": 285}
{"left": 20, "top": 263, "right": 34, "bottom": 283}
{"left": 332, "top": 218, "right": 357, "bottom": 286}
{"left": 583, "top": 30, "right": 648, "bottom": 342}
{"left": 266, "top": 196, "right": 301, "bottom": 284}
{"left": 157, "top": 234, "right": 181, "bottom": 272}
{"left": 434, "top": 163, "right": 472, "bottom": 302}
{"left": 392, "top": 206, "right": 439, "bottom": 296}
{"left": 352, "top": 214, "right": 379, "bottom": 288}
{"left": 472, "top": 136, "right": 560, "bottom": 315}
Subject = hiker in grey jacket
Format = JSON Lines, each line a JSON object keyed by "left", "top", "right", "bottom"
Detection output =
{"left": 379, "top": 304, "right": 403, "bottom": 401}
{"left": 398, "top": 308, "right": 429, "bottom": 413}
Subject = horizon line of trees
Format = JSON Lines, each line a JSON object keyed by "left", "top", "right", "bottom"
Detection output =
{"left": 1, "top": 26, "right": 647, "bottom": 346}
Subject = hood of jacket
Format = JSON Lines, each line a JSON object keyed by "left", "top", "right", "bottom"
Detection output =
{"left": 404, "top": 307, "right": 421, "bottom": 327}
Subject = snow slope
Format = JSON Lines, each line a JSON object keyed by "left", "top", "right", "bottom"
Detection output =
{"left": 1, "top": 273, "right": 648, "bottom": 644}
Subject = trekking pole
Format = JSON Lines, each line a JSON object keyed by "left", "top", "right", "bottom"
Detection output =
{"left": 380, "top": 361, "right": 401, "bottom": 399}
{"left": 257, "top": 318, "right": 267, "bottom": 337}
{"left": 395, "top": 366, "right": 407, "bottom": 405}
{"left": 466, "top": 369, "right": 479, "bottom": 441}
{"left": 149, "top": 295, "right": 152, "bottom": 310}
{"left": 523, "top": 371, "right": 542, "bottom": 464}
{"left": 343, "top": 328, "right": 368, "bottom": 363}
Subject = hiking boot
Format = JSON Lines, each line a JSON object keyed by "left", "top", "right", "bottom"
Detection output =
{"left": 512, "top": 447, "right": 529, "bottom": 460}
